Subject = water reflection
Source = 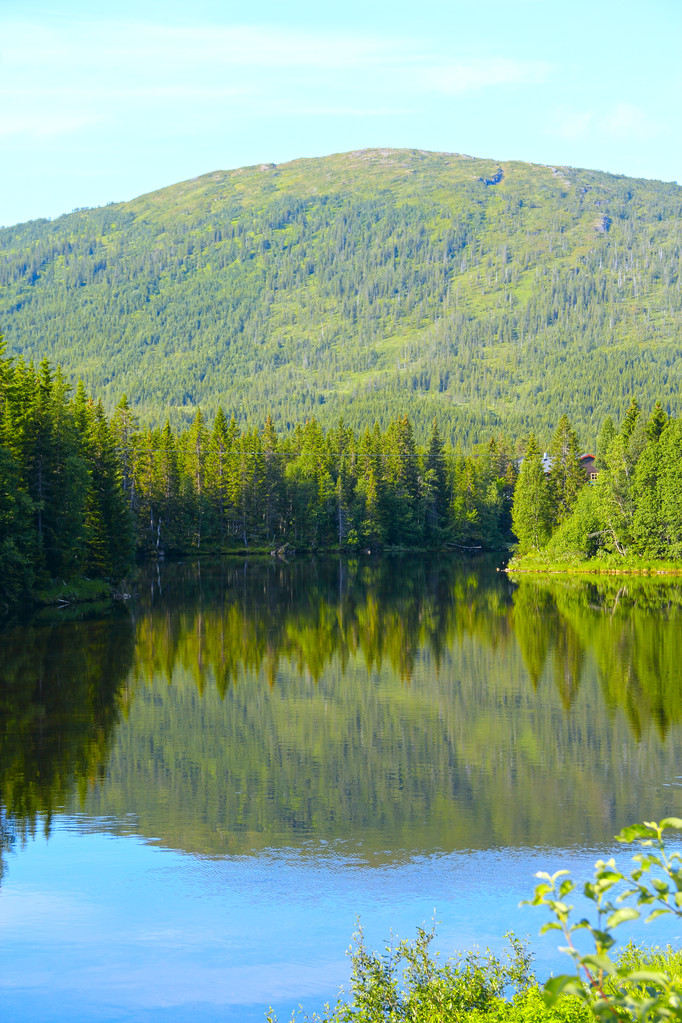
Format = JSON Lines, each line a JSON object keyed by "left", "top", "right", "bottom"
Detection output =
{"left": 2, "top": 558, "right": 682, "bottom": 870}
{"left": 0, "top": 616, "right": 135, "bottom": 872}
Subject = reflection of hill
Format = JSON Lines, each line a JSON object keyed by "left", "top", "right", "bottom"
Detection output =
{"left": 0, "top": 616, "right": 135, "bottom": 867}
{"left": 73, "top": 558, "right": 682, "bottom": 858}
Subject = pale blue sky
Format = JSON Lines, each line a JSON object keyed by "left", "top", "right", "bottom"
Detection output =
{"left": 0, "top": 0, "right": 680, "bottom": 226}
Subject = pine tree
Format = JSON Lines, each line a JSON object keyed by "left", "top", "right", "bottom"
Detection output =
{"left": 206, "top": 407, "right": 232, "bottom": 548}
{"left": 511, "top": 434, "right": 553, "bottom": 553}
{"left": 423, "top": 419, "right": 450, "bottom": 543}
{"left": 657, "top": 420, "right": 682, "bottom": 558}
{"left": 596, "top": 417, "right": 617, "bottom": 471}
{"left": 81, "top": 399, "right": 134, "bottom": 579}
{"left": 0, "top": 342, "right": 34, "bottom": 605}
{"left": 357, "top": 425, "right": 385, "bottom": 547}
{"left": 646, "top": 401, "right": 668, "bottom": 443}
{"left": 548, "top": 414, "right": 585, "bottom": 526}
{"left": 261, "top": 414, "right": 282, "bottom": 544}
{"left": 111, "top": 395, "right": 139, "bottom": 512}
{"left": 594, "top": 433, "right": 634, "bottom": 556}
{"left": 155, "top": 419, "right": 181, "bottom": 552}
{"left": 184, "top": 408, "right": 208, "bottom": 549}
{"left": 383, "top": 414, "right": 420, "bottom": 544}
{"left": 621, "top": 397, "right": 641, "bottom": 441}
{"left": 631, "top": 435, "right": 664, "bottom": 557}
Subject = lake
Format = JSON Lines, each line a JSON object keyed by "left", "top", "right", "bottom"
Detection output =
{"left": 2, "top": 555, "right": 682, "bottom": 1022}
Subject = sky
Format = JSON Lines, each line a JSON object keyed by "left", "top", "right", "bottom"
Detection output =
{"left": 0, "top": 0, "right": 680, "bottom": 227}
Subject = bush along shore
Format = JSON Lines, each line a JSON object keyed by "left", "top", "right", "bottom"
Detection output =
{"left": 268, "top": 819, "right": 682, "bottom": 1023}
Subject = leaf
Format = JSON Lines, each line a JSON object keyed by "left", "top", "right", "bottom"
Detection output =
{"left": 617, "top": 824, "right": 657, "bottom": 843}
{"left": 617, "top": 888, "right": 641, "bottom": 902}
{"left": 588, "top": 929, "right": 615, "bottom": 951}
{"left": 606, "top": 907, "right": 640, "bottom": 928}
{"left": 593, "top": 870, "right": 622, "bottom": 888}
{"left": 625, "top": 970, "right": 669, "bottom": 986}
{"left": 645, "top": 908, "right": 671, "bottom": 923}
{"left": 581, "top": 953, "right": 616, "bottom": 974}
{"left": 542, "top": 975, "right": 584, "bottom": 1004}
{"left": 660, "top": 818, "right": 682, "bottom": 831}
{"left": 551, "top": 901, "right": 570, "bottom": 916}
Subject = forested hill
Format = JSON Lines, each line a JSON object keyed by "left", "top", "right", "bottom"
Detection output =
{"left": 2, "top": 148, "right": 682, "bottom": 446}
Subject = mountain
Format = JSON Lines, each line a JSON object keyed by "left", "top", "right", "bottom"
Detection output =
{"left": 2, "top": 148, "right": 682, "bottom": 446}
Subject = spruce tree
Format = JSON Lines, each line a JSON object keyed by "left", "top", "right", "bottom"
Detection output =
{"left": 631, "top": 435, "right": 664, "bottom": 557}
{"left": 206, "top": 407, "right": 231, "bottom": 548}
{"left": 511, "top": 434, "right": 552, "bottom": 554}
{"left": 646, "top": 401, "right": 668, "bottom": 443}
{"left": 594, "top": 433, "right": 634, "bottom": 556}
{"left": 111, "top": 395, "right": 139, "bottom": 511}
{"left": 596, "top": 417, "right": 617, "bottom": 471}
{"left": 357, "top": 425, "right": 385, "bottom": 547}
{"left": 548, "top": 414, "right": 585, "bottom": 527}
{"left": 621, "top": 398, "right": 641, "bottom": 441}
{"left": 261, "top": 414, "right": 282, "bottom": 544}
{"left": 423, "top": 419, "right": 450, "bottom": 542}
{"left": 657, "top": 420, "right": 682, "bottom": 558}
{"left": 184, "top": 408, "right": 208, "bottom": 549}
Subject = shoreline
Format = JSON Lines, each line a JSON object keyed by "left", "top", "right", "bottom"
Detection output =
{"left": 505, "top": 558, "right": 682, "bottom": 578}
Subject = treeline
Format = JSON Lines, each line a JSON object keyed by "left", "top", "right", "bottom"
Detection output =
{"left": 512, "top": 397, "right": 682, "bottom": 562}
{"left": 0, "top": 342, "right": 517, "bottom": 610}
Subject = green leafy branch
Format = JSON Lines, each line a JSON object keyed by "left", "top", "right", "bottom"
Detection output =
{"left": 525, "top": 818, "right": 682, "bottom": 1022}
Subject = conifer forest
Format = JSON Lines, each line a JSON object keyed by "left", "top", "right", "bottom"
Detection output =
{"left": 4, "top": 148, "right": 682, "bottom": 609}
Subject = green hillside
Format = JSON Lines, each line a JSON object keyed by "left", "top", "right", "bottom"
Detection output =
{"left": 2, "top": 148, "right": 682, "bottom": 445}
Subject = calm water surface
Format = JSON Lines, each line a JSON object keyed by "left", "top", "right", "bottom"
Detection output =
{"left": 2, "top": 556, "right": 682, "bottom": 1021}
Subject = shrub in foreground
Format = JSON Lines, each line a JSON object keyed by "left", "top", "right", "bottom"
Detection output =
{"left": 270, "top": 819, "right": 682, "bottom": 1022}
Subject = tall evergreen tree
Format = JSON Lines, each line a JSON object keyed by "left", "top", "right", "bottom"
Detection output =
{"left": 184, "top": 408, "right": 208, "bottom": 549}
{"left": 81, "top": 399, "right": 134, "bottom": 579}
{"left": 646, "top": 401, "right": 668, "bottom": 443}
{"left": 548, "top": 415, "right": 585, "bottom": 526}
{"left": 423, "top": 419, "right": 450, "bottom": 543}
{"left": 356, "top": 424, "right": 385, "bottom": 547}
{"left": 383, "top": 414, "right": 420, "bottom": 544}
{"left": 261, "top": 414, "right": 283, "bottom": 544}
{"left": 631, "top": 433, "right": 664, "bottom": 557}
{"left": 657, "top": 420, "right": 682, "bottom": 558}
{"left": 621, "top": 397, "right": 641, "bottom": 441}
{"left": 205, "top": 407, "right": 233, "bottom": 548}
{"left": 111, "top": 395, "right": 139, "bottom": 512}
{"left": 594, "top": 432, "right": 634, "bottom": 556}
{"left": 511, "top": 434, "right": 552, "bottom": 554}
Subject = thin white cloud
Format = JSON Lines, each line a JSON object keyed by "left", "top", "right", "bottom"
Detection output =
{"left": 552, "top": 106, "right": 594, "bottom": 141}
{"left": 0, "top": 20, "right": 408, "bottom": 73}
{"left": 602, "top": 102, "right": 660, "bottom": 141}
{"left": 550, "top": 102, "right": 662, "bottom": 145}
{"left": 423, "top": 58, "right": 551, "bottom": 96}
{"left": 0, "top": 111, "right": 98, "bottom": 138}
{"left": 0, "top": 18, "right": 555, "bottom": 139}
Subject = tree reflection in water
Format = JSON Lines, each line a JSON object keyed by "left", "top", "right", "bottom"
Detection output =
{"left": 2, "top": 556, "right": 682, "bottom": 875}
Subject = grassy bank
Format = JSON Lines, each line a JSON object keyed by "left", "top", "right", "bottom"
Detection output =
{"left": 506, "top": 553, "right": 682, "bottom": 577}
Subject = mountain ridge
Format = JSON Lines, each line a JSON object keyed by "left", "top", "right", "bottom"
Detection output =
{"left": 2, "top": 147, "right": 682, "bottom": 446}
